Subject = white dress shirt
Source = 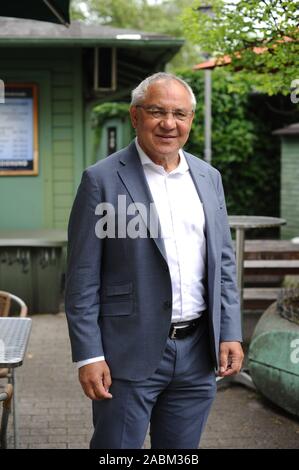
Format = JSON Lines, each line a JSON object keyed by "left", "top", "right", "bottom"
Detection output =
{"left": 77, "top": 139, "right": 207, "bottom": 368}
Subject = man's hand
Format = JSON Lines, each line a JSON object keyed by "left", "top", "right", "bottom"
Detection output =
{"left": 79, "top": 361, "right": 113, "bottom": 400}
{"left": 218, "top": 341, "right": 244, "bottom": 377}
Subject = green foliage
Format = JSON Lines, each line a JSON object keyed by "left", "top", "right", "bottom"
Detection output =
{"left": 71, "top": 0, "right": 184, "bottom": 33}
{"left": 179, "top": 69, "right": 299, "bottom": 219}
{"left": 182, "top": 0, "right": 299, "bottom": 95}
{"left": 92, "top": 102, "right": 130, "bottom": 128}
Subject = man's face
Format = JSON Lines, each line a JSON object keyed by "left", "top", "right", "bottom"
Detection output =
{"left": 130, "top": 80, "right": 194, "bottom": 161}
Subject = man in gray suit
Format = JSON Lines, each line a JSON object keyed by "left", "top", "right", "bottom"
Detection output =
{"left": 65, "top": 72, "right": 244, "bottom": 449}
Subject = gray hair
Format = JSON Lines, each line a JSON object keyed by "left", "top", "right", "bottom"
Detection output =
{"left": 131, "top": 72, "right": 196, "bottom": 111}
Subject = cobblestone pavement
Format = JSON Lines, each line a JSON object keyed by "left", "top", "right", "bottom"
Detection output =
{"left": 7, "top": 313, "right": 299, "bottom": 449}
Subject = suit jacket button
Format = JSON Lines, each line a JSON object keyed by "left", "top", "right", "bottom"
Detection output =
{"left": 163, "top": 300, "right": 172, "bottom": 310}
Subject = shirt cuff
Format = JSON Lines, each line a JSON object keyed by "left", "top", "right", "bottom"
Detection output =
{"left": 76, "top": 356, "right": 105, "bottom": 369}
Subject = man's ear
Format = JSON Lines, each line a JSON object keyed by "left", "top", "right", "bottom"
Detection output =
{"left": 129, "top": 106, "right": 138, "bottom": 129}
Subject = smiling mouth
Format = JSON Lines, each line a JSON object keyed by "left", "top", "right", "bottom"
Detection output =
{"left": 156, "top": 135, "right": 177, "bottom": 139}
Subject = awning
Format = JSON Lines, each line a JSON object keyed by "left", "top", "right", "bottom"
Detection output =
{"left": 0, "top": 0, "right": 70, "bottom": 27}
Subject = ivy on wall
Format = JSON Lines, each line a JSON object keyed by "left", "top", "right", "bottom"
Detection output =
{"left": 92, "top": 102, "right": 131, "bottom": 128}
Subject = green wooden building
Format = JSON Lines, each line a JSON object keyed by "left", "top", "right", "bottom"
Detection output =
{"left": 273, "top": 123, "right": 299, "bottom": 239}
{"left": 0, "top": 17, "right": 183, "bottom": 231}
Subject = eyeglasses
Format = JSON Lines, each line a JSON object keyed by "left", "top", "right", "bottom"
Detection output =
{"left": 135, "top": 105, "right": 194, "bottom": 122}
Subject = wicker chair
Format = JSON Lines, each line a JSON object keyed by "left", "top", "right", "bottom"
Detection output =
{"left": 0, "top": 291, "right": 28, "bottom": 318}
{"left": 0, "top": 384, "right": 13, "bottom": 449}
{"left": 0, "top": 291, "right": 11, "bottom": 317}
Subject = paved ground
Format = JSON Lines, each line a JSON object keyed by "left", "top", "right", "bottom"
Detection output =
{"left": 7, "top": 313, "right": 299, "bottom": 449}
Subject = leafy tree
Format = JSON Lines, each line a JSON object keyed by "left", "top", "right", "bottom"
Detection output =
{"left": 182, "top": 0, "right": 299, "bottom": 95}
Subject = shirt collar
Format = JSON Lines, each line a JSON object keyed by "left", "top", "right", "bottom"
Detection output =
{"left": 135, "top": 137, "right": 189, "bottom": 175}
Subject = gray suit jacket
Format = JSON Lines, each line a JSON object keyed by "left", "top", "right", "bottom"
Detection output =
{"left": 65, "top": 141, "right": 242, "bottom": 381}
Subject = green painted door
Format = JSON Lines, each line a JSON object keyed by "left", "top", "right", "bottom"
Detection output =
{"left": 96, "top": 117, "right": 133, "bottom": 162}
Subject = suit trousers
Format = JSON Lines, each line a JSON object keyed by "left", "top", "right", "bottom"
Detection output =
{"left": 90, "top": 320, "right": 217, "bottom": 449}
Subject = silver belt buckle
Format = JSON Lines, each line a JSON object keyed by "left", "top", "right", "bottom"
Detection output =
{"left": 170, "top": 326, "right": 177, "bottom": 340}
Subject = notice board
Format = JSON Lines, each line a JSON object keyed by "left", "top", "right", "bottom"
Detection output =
{"left": 0, "top": 84, "right": 38, "bottom": 175}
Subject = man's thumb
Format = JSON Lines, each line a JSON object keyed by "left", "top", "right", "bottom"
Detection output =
{"left": 219, "top": 351, "right": 227, "bottom": 373}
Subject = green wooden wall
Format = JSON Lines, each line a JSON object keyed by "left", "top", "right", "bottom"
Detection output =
{"left": 280, "top": 136, "right": 299, "bottom": 239}
{"left": 0, "top": 47, "right": 84, "bottom": 230}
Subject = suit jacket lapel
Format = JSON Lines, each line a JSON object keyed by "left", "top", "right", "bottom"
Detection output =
{"left": 185, "top": 152, "right": 217, "bottom": 266}
{"left": 184, "top": 153, "right": 219, "bottom": 317}
{"left": 117, "top": 142, "right": 168, "bottom": 263}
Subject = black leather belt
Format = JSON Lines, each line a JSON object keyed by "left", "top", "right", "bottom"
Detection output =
{"left": 169, "top": 316, "right": 204, "bottom": 340}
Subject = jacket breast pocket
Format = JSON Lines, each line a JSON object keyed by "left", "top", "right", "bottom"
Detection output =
{"left": 100, "top": 282, "right": 134, "bottom": 317}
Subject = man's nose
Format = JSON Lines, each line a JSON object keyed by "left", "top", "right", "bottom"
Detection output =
{"left": 160, "top": 112, "right": 176, "bottom": 129}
